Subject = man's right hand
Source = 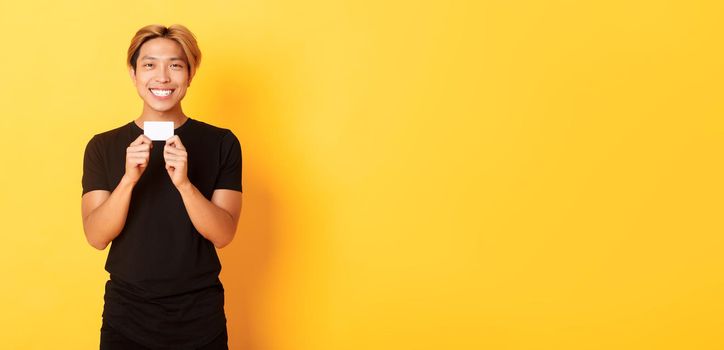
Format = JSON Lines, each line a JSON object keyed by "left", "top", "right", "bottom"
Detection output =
{"left": 124, "top": 134, "right": 153, "bottom": 183}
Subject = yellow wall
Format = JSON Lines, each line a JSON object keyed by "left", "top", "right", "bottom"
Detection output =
{"left": 1, "top": 1, "right": 722, "bottom": 349}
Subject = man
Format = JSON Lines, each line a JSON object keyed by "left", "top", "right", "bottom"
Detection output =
{"left": 81, "top": 24, "right": 242, "bottom": 349}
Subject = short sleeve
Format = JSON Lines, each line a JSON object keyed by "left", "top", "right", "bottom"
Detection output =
{"left": 82, "top": 135, "right": 110, "bottom": 196}
{"left": 214, "top": 131, "right": 242, "bottom": 192}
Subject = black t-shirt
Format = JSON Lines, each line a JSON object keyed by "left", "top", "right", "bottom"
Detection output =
{"left": 82, "top": 117, "right": 242, "bottom": 349}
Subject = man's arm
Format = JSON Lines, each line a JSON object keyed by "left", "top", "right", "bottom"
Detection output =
{"left": 164, "top": 135, "right": 243, "bottom": 249}
{"left": 176, "top": 186, "right": 242, "bottom": 249}
{"left": 81, "top": 177, "right": 135, "bottom": 250}
{"left": 81, "top": 134, "right": 152, "bottom": 250}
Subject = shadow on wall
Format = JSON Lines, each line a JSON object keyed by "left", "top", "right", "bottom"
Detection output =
{"left": 221, "top": 186, "right": 276, "bottom": 350}
{"left": 205, "top": 62, "right": 278, "bottom": 350}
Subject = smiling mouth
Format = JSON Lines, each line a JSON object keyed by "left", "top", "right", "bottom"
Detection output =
{"left": 149, "top": 88, "right": 175, "bottom": 97}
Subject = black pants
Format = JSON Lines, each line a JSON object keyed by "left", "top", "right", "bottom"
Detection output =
{"left": 100, "top": 319, "right": 228, "bottom": 350}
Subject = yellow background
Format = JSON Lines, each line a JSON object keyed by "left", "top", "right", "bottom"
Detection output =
{"left": 0, "top": 0, "right": 722, "bottom": 349}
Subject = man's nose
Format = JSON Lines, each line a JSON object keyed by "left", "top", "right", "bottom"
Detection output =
{"left": 156, "top": 68, "right": 170, "bottom": 83}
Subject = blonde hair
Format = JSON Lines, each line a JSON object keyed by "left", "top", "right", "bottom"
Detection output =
{"left": 127, "top": 24, "right": 201, "bottom": 78}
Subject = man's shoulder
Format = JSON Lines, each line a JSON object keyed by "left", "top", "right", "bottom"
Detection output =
{"left": 86, "top": 122, "right": 133, "bottom": 149}
{"left": 188, "top": 118, "right": 235, "bottom": 138}
{"left": 93, "top": 122, "right": 132, "bottom": 139}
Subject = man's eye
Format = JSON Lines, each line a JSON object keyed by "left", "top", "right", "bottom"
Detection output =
{"left": 144, "top": 63, "right": 153, "bottom": 68}
{"left": 172, "top": 64, "right": 183, "bottom": 69}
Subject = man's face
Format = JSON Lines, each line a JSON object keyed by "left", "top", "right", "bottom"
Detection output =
{"left": 129, "top": 37, "right": 192, "bottom": 113}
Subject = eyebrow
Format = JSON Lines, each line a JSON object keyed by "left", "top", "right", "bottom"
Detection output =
{"left": 140, "top": 55, "right": 185, "bottom": 61}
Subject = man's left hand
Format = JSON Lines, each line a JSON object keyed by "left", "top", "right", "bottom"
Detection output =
{"left": 164, "top": 135, "right": 190, "bottom": 188}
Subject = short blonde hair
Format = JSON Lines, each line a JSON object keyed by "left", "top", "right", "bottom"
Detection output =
{"left": 127, "top": 24, "right": 201, "bottom": 78}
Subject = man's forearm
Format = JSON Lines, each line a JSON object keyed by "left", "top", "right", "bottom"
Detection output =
{"left": 177, "top": 182, "right": 236, "bottom": 248}
{"left": 83, "top": 176, "right": 135, "bottom": 249}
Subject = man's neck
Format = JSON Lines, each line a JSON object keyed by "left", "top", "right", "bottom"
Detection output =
{"left": 135, "top": 105, "right": 189, "bottom": 129}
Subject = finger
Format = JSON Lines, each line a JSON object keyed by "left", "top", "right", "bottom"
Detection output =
{"left": 163, "top": 151, "right": 186, "bottom": 160}
{"left": 127, "top": 154, "right": 149, "bottom": 162}
{"left": 165, "top": 135, "right": 179, "bottom": 144}
{"left": 128, "top": 140, "right": 153, "bottom": 149}
{"left": 129, "top": 134, "right": 153, "bottom": 146}
{"left": 130, "top": 152, "right": 150, "bottom": 160}
{"left": 164, "top": 145, "right": 187, "bottom": 156}
{"left": 165, "top": 160, "right": 184, "bottom": 168}
{"left": 130, "top": 154, "right": 149, "bottom": 162}
{"left": 165, "top": 159, "right": 186, "bottom": 166}
{"left": 129, "top": 156, "right": 150, "bottom": 164}
{"left": 166, "top": 135, "right": 185, "bottom": 150}
{"left": 131, "top": 158, "right": 148, "bottom": 167}
{"left": 164, "top": 153, "right": 187, "bottom": 162}
{"left": 129, "top": 134, "right": 147, "bottom": 146}
{"left": 128, "top": 143, "right": 152, "bottom": 152}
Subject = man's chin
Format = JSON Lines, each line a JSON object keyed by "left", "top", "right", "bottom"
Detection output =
{"left": 144, "top": 101, "right": 178, "bottom": 112}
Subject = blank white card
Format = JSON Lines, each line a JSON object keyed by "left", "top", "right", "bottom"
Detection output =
{"left": 144, "top": 121, "right": 174, "bottom": 141}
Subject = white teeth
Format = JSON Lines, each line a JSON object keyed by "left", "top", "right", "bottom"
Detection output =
{"left": 151, "top": 89, "right": 173, "bottom": 96}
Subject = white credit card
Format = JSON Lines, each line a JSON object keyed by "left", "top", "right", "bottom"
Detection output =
{"left": 144, "top": 121, "right": 174, "bottom": 141}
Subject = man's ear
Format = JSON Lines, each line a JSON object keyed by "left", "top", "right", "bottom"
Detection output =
{"left": 129, "top": 67, "right": 136, "bottom": 84}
